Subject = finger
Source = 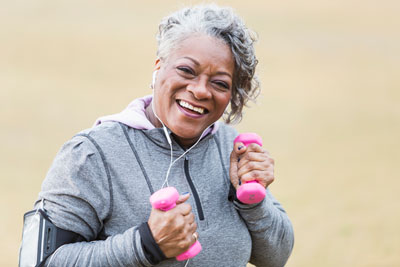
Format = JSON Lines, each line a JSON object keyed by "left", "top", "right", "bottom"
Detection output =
{"left": 229, "top": 149, "right": 240, "bottom": 189}
{"left": 176, "top": 193, "right": 190, "bottom": 204}
{"left": 185, "top": 212, "right": 195, "bottom": 225}
{"left": 237, "top": 152, "right": 271, "bottom": 169}
{"left": 241, "top": 170, "right": 274, "bottom": 187}
{"left": 192, "top": 232, "right": 199, "bottom": 243}
{"left": 237, "top": 161, "right": 270, "bottom": 178}
{"left": 190, "top": 221, "right": 197, "bottom": 234}
{"left": 238, "top": 156, "right": 273, "bottom": 175}
{"left": 234, "top": 142, "right": 247, "bottom": 155}
{"left": 246, "top": 150, "right": 271, "bottom": 161}
{"left": 245, "top": 143, "right": 265, "bottom": 153}
{"left": 230, "top": 142, "right": 248, "bottom": 167}
{"left": 230, "top": 142, "right": 251, "bottom": 189}
{"left": 176, "top": 202, "right": 192, "bottom": 216}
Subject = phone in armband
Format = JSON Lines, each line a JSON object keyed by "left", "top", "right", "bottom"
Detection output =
{"left": 19, "top": 209, "right": 59, "bottom": 267}
{"left": 19, "top": 209, "right": 83, "bottom": 267}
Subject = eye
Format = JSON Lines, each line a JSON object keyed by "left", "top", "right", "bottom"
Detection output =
{"left": 213, "top": 80, "right": 230, "bottom": 90}
{"left": 177, "top": 66, "right": 195, "bottom": 76}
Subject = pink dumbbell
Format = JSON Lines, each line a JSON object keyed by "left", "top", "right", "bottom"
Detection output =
{"left": 149, "top": 187, "right": 202, "bottom": 261}
{"left": 234, "top": 133, "right": 266, "bottom": 204}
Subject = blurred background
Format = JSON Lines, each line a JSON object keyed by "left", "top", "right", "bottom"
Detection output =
{"left": 1, "top": 0, "right": 399, "bottom": 266}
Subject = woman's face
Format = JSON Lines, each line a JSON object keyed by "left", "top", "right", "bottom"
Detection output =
{"left": 152, "top": 34, "right": 234, "bottom": 147}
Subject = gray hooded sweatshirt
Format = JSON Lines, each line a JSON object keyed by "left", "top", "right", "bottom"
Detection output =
{"left": 35, "top": 96, "right": 294, "bottom": 267}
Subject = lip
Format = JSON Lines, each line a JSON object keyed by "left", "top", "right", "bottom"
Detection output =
{"left": 176, "top": 100, "right": 208, "bottom": 119}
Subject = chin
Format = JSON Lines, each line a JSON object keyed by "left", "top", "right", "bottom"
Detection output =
{"left": 172, "top": 125, "right": 204, "bottom": 140}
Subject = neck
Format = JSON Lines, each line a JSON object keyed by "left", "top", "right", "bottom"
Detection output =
{"left": 145, "top": 100, "right": 162, "bottom": 128}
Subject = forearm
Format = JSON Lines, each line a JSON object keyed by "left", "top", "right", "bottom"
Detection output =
{"left": 234, "top": 192, "right": 294, "bottom": 267}
{"left": 44, "top": 227, "right": 152, "bottom": 267}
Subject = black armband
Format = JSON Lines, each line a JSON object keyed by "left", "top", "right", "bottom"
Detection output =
{"left": 228, "top": 184, "right": 246, "bottom": 204}
{"left": 19, "top": 209, "right": 84, "bottom": 267}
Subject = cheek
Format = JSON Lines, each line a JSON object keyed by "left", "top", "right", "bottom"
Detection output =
{"left": 153, "top": 88, "right": 176, "bottom": 118}
{"left": 153, "top": 95, "right": 163, "bottom": 117}
{"left": 219, "top": 93, "right": 231, "bottom": 110}
{"left": 212, "top": 94, "right": 231, "bottom": 118}
{"left": 157, "top": 76, "right": 181, "bottom": 98}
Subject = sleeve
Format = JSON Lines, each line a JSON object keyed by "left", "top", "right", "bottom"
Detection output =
{"left": 233, "top": 189, "right": 294, "bottom": 267}
{"left": 34, "top": 135, "right": 155, "bottom": 266}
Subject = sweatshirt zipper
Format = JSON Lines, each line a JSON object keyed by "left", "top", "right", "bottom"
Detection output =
{"left": 184, "top": 157, "right": 205, "bottom": 221}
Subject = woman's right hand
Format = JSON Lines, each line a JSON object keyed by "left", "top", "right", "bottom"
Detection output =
{"left": 148, "top": 193, "right": 198, "bottom": 258}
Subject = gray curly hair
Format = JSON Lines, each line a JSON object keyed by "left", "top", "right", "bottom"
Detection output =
{"left": 156, "top": 4, "right": 260, "bottom": 124}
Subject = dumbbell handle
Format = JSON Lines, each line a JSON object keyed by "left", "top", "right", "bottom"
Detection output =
{"left": 149, "top": 187, "right": 202, "bottom": 261}
{"left": 234, "top": 133, "right": 266, "bottom": 204}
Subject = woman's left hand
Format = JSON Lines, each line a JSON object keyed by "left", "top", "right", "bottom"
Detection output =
{"left": 229, "top": 142, "right": 275, "bottom": 190}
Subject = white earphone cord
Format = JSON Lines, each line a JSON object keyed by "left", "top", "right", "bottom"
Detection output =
{"left": 151, "top": 94, "right": 212, "bottom": 189}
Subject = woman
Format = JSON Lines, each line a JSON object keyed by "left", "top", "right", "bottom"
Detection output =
{"left": 22, "top": 4, "right": 294, "bottom": 267}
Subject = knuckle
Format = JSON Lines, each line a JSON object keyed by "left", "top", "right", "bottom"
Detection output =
{"left": 238, "top": 159, "right": 248, "bottom": 170}
{"left": 178, "top": 241, "right": 187, "bottom": 250}
{"left": 268, "top": 175, "right": 275, "bottom": 183}
{"left": 242, "top": 151, "right": 250, "bottom": 160}
{"left": 175, "top": 217, "right": 185, "bottom": 229}
{"left": 269, "top": 157, "right": 275, "bottom": 165}
{"left": 186, "top": 235, "right": 193, "bottom": 245}
{"left": 261, "top": 162, "right": 269, "bottom": 170}
{"left": 237, "top": 168, "right": 245, "bottom": 178}
{"left": 247, "top": 161, "right": 256, "bottom": 170}
{"left": 189, "top": 217, "right": 196, "bottom": 226}
{"left": 183, "top": 203, "right": 192, "bottom": 211}
{"left": 242, "top": 171, "right": 257, "bottom": 181}
{"left": 248, "top": 143, "right": 258, "bottom": 150}
{"left": 181, "top": 227, "right": 189, "bottom": 237}
{"left": 250, "top": 171, "right": 258, "bottom": 179}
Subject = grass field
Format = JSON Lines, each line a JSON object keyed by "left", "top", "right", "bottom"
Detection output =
{"left": 1, "top": 1, "right": 399, "bottom": 266}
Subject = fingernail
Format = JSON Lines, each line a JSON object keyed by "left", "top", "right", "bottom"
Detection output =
{"left": 238, "top": 146, "right": 244, "bottom": 150}
{"left": 238, "top": 179, "right": 242, "bottom": 185}
{"left": 237, "top": 157, "right": 241, "bottom": 162}
{"left": 182, "top": 192, "right": 189, "bottom": 195}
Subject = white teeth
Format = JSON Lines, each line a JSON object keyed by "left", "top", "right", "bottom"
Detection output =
{"left": 179, "top": 100, "right": 205, "bottom": 114}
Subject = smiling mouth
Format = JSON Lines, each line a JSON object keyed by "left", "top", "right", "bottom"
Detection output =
{"left": 177, "top": 100, "right": 208, "bottom": 115}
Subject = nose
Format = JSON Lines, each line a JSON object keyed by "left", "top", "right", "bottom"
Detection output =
{"left": 187, "top": 79, "right": 212, "bottom": 100}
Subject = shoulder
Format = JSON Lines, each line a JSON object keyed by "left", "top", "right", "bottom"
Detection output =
{"left": 72, "top": 121, "right": 130, "bottom": 149}
{"left": 52, "top": 121, "right": 128, "bottom": 164}
{"left": 78, "top": 121, "right": 125, "bottom": 140}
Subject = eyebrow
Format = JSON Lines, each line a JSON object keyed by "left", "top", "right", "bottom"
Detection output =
{"left": 182, "top": 56, "right": 233, "bottom": 78}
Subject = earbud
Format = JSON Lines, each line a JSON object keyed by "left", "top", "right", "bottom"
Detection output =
{"left": 151, "top": 70, "right": 158, "bottom": 89}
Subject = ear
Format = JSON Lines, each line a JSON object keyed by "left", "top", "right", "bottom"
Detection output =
{"left": 154, "top": 58, "right": 161, "bottom": 71}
